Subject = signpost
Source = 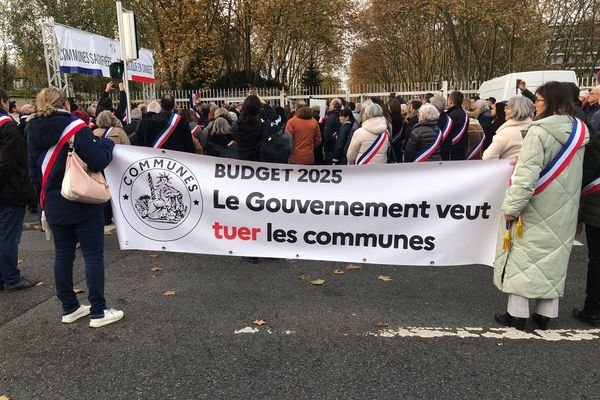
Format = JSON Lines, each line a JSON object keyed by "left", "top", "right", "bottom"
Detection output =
{"left": 116, "top": 1, "right": 138, "bottom": 123}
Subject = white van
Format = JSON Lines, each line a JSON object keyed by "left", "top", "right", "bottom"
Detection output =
{"left": 478, "top": 70, "right": 578, "bottom": 102}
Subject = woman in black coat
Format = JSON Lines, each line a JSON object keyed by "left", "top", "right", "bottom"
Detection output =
{"left": 403, "top": 104, "right": 442, "bottom": 162}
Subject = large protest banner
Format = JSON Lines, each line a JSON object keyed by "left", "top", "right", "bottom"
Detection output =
{"left": 104, "top": 146, "right": 513, "bottom": 266}
{"left": 53, "top": 23, "right": 155, "bottom": 83}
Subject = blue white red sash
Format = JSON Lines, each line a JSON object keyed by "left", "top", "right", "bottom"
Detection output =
{"left": 391, "top": 124, "right": 404, "bottom": 143}
{"left": 466, "top": 132, "right": 485, "bottom": 160}
{"left": 356, "top": 130, "right": 388, "bottom": 165}
{"left": 319, "top": 115, "right": 326, "bottom": 125}
{"left": 152, "top": 113, "right": 181, "bottom": 148}
{"left": 533, "top": 117, "right": 587, "bottom": 195}
{"left": 102, "top": 127, "right": 113, "bottom": 139}
{"left": 191, "top": 125, "right": 201, "bottom": 137}
{"left": 582, "top": 175, "right": 600, "bottom": 197}
{"left": 451, "top": 110, "right": 469, "bottom": 145}
{"left": 415, "top": 128, "right": 442, "bottom": 162}
{"left": 440, "top": 115, "right": 453, "bottom": 141}
{"left": 39, "top": 116, "right": 87, "bottom": 209}
{"left": 0, "top": 114, "right": 13, "bottom": 126}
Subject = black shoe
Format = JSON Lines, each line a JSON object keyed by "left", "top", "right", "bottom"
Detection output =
{"left": 531, "top": 313, "right": 550, "bottom": 330}
{"left": 494, "top": 312, "right": 526, "bottom": 331}
{"left": 572, "top": 308, "right": 600, "bottom": 327}
{"left": 243, "top": 257, "right": 259, "bottom": 264}
{"left": 4, "top": 278, "right": 37, "bottom": 292}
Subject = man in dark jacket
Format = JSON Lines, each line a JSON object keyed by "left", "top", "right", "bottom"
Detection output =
{"left": 0, "top": 88, "right": 37, "bottom": 291}
{"left": 323, "top": 98, "right": 342, "bottom": 164}
{"left": 443, "top": 91, "right": 469, "bottom": 161}
{"left": 573, "top": 132, "right": 600, "bottom": 326}
{"left": 133, "top": 94, "right": 195, "bottom": 153}
{"left": 97, "top": 81, "right": 128, "bottom": 122}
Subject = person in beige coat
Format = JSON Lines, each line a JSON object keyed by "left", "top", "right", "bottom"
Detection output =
{"left": 482, "top": 96, "right": 534, "bottom": 160}
{"left": 346, "top": 103, "right": 390, "bottom": 165}
{"left": 93, "top": 110, "right": 130, "bottom": 145}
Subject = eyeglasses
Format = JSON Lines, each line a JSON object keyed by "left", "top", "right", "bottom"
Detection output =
{"left": 535, "top": 98, "right": 545, "bottom": 103}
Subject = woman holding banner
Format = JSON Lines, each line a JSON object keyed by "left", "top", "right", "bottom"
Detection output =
{"left": 26, "top": 88, "right": 124, "bottom": 328}
{"left": 493, "top": 81, "right": 589, "bottom": 331}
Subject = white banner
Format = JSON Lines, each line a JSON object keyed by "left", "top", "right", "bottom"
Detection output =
{"left": 104, "top": 146, "right": 513, "bottom": 266}
{"left": 54, "top": 24, "right": 155, "bottom": 83}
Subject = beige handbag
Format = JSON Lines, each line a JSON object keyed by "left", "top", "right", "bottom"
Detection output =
{"left": 61, "top": 143, "right": 111, "bottom": 204}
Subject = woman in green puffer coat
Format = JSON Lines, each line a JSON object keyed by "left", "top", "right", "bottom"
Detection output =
{"left": 493, "top": 81, "right": 590, "bottom": 331}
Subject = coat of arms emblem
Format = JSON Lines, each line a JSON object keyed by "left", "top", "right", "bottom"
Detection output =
{"left": 134, "top": 172, "right": 188, "bottom": 223}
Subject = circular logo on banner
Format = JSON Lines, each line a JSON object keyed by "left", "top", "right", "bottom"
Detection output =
{"left": 119, "top": 157, "right": 203, "bottom": 242}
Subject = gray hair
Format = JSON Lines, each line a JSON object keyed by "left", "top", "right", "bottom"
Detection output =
{"left": 429, "top": 96, "right": 447, "bottom": 112}
{"left": 361, "top": 103, "right": 384, "bottom": 122}
{"left": 87, "top": 103, "right": 97, "bottom": 116}
{"left": 147, "top": 101, "right": 161, "bottom": 113}
{"left": 228, "top": 111, "right": 238, "bottom": 123}
{"left": 130, "top": 108, "right": 142, "bottom": 120}
{"left": 96, "top": 110, "right": 122, "bottom": 129}
{"left": 474, "top": 99, "right": 490, "bottom": 112}
{"left": 418, "top": 103, "right": 440, "bottom": 122}
{"left": 212, "top": 117, "right": 232, "bottom": 136}
{"left": 507, "top": 96, "right": 534, "bottom": 121}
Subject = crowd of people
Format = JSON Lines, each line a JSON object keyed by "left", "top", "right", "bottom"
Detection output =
{"left": 0, "top": 79, "right": 599, "bottom": 331}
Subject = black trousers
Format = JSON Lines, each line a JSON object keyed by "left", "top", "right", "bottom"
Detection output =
{"left": 584, "top": 224, "right": 600, "bottom": 315}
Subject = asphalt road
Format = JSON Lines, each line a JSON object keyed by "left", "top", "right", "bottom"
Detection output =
{"left": 1, "top": 219, "right": 599, "bottom": 399}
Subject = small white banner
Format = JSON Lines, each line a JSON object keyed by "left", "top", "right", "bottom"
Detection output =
{"left": 104, "top": 146, "right": 513, "bottom": 266}
{"left": 54, "top": 23, "right": 155, "bottom": 83}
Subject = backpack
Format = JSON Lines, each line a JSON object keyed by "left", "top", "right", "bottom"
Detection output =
{"left": 258, "top": 126, "right": 292, "bottom": 164}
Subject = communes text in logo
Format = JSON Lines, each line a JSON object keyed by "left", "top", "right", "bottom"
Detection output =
{"left": 119, "top": 157, "right": 203, "bottom": 241}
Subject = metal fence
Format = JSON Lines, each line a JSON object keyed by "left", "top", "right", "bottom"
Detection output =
{"left": 76, "top": 75, "right": 598, "bottom": 109}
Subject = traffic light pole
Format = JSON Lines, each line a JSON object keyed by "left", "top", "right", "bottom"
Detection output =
{"left": 116, "top": 1, "right": 132, "bottom": 123}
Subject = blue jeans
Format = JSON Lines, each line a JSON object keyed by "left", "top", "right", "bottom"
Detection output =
{"left": 51, "top": 212, "right": 106, "bottom": 318}
{"left": 0, "top": 204, "right": 25, "bottom": 287}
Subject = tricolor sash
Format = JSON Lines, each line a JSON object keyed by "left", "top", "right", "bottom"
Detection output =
{"left": 391, "top": 124, "right": 404, "bottom": 143}
{"left": 582, "top": 175, "right": 600, "bottom": 197}
{"left": 39, "top": 116, "right": 87, "bottom": 209}
{"left": 356, "top": 130, "right": 388, "bottom": 165}
{"left": 0, "top": 114, "right": 13, "bottom": 127}
{"left": 152, "top": 113, "right": 181, "bottom": 149}
{"left": 414, "top": 128, "right": 442, "bottom": 163}
{"left": 191, "top": 125, "right": 201, "bottom": 137}
{"left": 102, "top": 127, "right": 113, "bottom": 139}
{"left": 451, "top": 110, "right": 469, "bottom": 145}
{"left": 440, "top": 115, "right": 453, "bottom": 141}
{"left": 533, "top": 117, "right": 587, "bottom": 195}
{"left": 466, "top": 133, "right": 485, "bottom": 160}
{"left": 319, "top": 115, "right": 326, "bottom": 125}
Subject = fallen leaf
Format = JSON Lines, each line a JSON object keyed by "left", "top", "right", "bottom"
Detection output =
{"left": 18, "top": 259, "right": 24, "bottom": 264}
{"left": 33, "top": 224, "right": 43, "bottom": 231}
{"left": 0, "top": 395, "right": 10, "bottom": 400}
{"left": 35, "top": 282, "right": 44, "bottom": 287}
{"left": 375, "top": 321, "right": 389, "bottom": 328}
{"left": 377, "top": 275, "right": 393, "bottom": 282}
{"left": 333, "top": 269, "right": 345, "bottom": 275}
{"left": 150, "top": 267, "right": 162, "bottom": 272}
{"left": 310, "top": 279, "right": 326, "bottom": 285}
{"left": 104, "top": 230, "right": 114, "bottom": 236}
{"left": 345, "top": 264, "right": 361, "bottom": 270}
{"left": 296, "top": 274, "right": 310, "bottom": 281}
{"left": 163, "top": 290, "right": 176, "bottom": 297}
{"left": 252, "top": 319, "right": 266, "bottom": 326}
{"left": 149, "top": 254, "right": 159, "bottom": 258}
{"left": 73, "top": 287, "right": 85, "bottom": 294}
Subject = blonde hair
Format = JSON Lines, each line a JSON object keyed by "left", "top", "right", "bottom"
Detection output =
{"left": 214, "top": 107, "right": 230, "bottom": 120}
{"left": 35, "top": 87, "right": 67, "bottom": 118}
{"left": 96, "top": 110, "right": 123, "bottom": 129}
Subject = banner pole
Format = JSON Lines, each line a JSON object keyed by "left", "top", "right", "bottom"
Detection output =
{"left": 116, "top": 1, "right": 132, "bottom": 123}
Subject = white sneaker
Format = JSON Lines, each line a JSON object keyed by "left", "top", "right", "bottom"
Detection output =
{"left": 89, "top": 308, "right": 124, "bottom": 328}
{"left": 62, "top": 305, "right": 91, "bottom": 323}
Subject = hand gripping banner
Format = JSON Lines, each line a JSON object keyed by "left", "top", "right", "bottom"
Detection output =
{"left": 105, "top": 146, "right": 513, "bottom": 266}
